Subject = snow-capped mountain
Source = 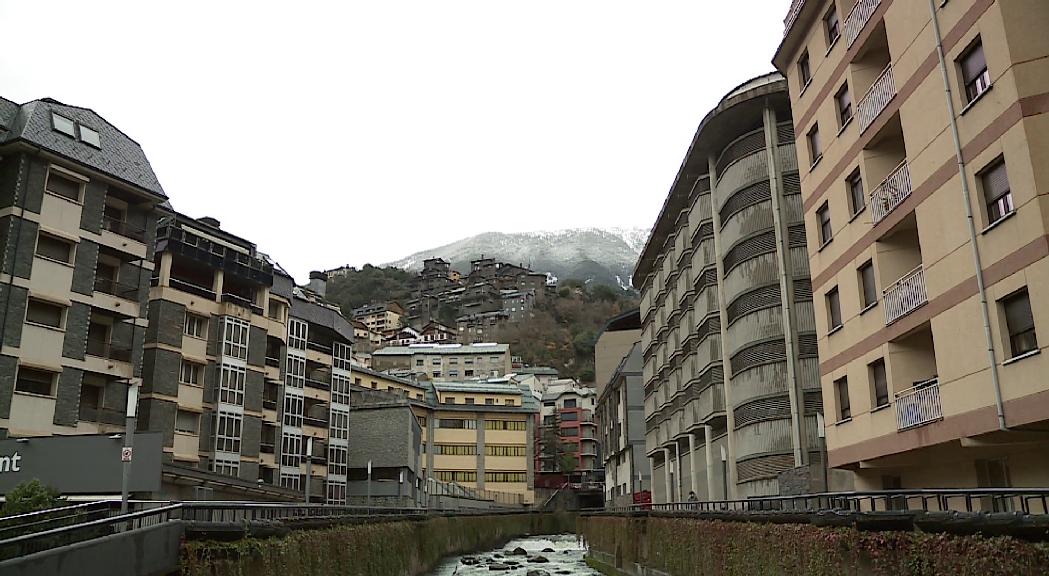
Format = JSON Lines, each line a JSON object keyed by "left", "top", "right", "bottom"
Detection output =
{"left": 384, "top": 227, "right": 650, "bottom": 291}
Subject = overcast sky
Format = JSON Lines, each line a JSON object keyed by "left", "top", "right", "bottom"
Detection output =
{"left": 0, "top": 1, "right": 787, "bottom": 282}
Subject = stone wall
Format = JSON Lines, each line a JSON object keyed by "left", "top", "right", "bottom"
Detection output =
{"left": 579, "top": 514, "right": 1049, "bottom": 576}
{"left": 182, "top": 512, "right": 576, "bottom": 576}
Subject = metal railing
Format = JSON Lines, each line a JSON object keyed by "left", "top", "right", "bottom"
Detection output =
{"left": 169, "top": 277, "right": 217, "bottom": 300}
{"left": 883, "top": 265, "right": 927, "bottom": 325}
{"left": 783, "top": 0, "right": 806, "bottom": 34}
{"left": 221, "top": 292, "right": 262, "bottom": 314}
{"left": 857, "top": 64, "right": 895, "bottom": 133}
{"left": 870, "top": 161, "right": 912, "bottom": 224}
{"left": 85, "top": 338, "right": 132, "bottom": 362}
{"left": 844, "top": 0, "right": 882, "bottom": 48}
{"left": 93, "top": 277, "right": 140, "bottom": 300}
{"left": 596, "top": 488, "right": 1049, "bottom": 516}
{"left": 101, "top": 216, "right": 146, "bottom": 243}
{"left": 307, "top": 340, "right": 333, "bottom": 354}
{"left": 896, "top": 378, "right": 942, "bottom": 430}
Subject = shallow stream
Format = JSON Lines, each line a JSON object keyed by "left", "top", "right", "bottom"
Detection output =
{"left": 427, "top": 534, "right": 601, "bottom": 576}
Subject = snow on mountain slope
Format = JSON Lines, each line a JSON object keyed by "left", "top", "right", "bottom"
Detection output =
{"left": 383, "top": 227, "right": 650, "bottom": 290}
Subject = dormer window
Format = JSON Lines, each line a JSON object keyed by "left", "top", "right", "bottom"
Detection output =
{"left": 80, "top": 126, "right": 101, "bottom": 148}
{"left": 52, "top": 113, "right": 75, "bottom": 137}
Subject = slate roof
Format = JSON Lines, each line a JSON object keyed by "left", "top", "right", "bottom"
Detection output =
{"left": 0, "top": 96, "right": 165, "bottom": 198}
{"left": 432, "top": 381, "right": 523, "bottom": 395}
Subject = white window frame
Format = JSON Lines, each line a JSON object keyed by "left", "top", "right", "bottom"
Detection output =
{"left": 219, "top": 362, "right": 246, "bottom": 406}
{"left": 215, "top": 411, "right": 242, "bottom": 454}
{"left": 222, "top": 316, "right": 250, "bottom": 360}
{"left": 288, "top": 318, "right": 308, "bottom": 351}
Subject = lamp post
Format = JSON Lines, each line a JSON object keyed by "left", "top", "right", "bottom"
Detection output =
{"left": 304, "top": 436, "right": 314, "bottom": 504}
{"left": 720, "top": 445, "right": 728, "bottom": 502}
{"left": 120, "top": 382, "right": 140, "bottom": 515}
{"left": 366, "top": 460, "right": 372, "bottom": 511}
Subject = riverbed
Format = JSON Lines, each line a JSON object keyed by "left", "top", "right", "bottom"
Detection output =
{"left": 428, "top": 534, "right": 600, "bottom": 576}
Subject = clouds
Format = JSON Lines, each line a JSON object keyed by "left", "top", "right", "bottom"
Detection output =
{"left": 0, "top": 0, "right": 787, "bottom": 281}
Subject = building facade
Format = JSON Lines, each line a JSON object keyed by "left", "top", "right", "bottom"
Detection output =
{"left": 775, "top": 0, "right": 1049, "bottom": 490}
{"left": 598, "top": 343, "right": 650, "bottom": 506}
{"left": 0, "top": 97, "right": 164, "bottom": 440}
{"left": 539, "top": 381, "right": 600, "bottom": 479}
{"left": 352, "top": 302, "right": 404, "bottom": 333}
{"left": 635, "top": 73, "right": 830, "bottom": 502}
{"left": 372, "top": 343, "right": 512, "bottom": 379}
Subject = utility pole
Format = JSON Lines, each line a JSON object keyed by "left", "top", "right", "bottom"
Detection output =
{"left": 120, "top": 383, "right": 140, "bottom": 515}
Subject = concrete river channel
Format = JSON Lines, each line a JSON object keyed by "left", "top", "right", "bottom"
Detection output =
{"left": 428, "top": 534, "right": 600, "bottom": 576}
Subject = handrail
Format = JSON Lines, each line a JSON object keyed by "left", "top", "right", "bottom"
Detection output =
{"left": 857, "top": 63, "right": 895, "bottom": 133}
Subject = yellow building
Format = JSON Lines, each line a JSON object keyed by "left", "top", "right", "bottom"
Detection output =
{"left": 775, "top": 0, "right": 1049, "bottom": 490}
{"left": 350, "top": 365, "right": 537, "bottom": 504}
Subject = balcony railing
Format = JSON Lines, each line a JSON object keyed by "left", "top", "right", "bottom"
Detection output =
{"left": 169, "top": 277, "right": 216, "bottom": 300}
{"left": 307, "top": 340, "right": 333, "bottom": 354}
{"left": 783, "top": 0, "right": 806, "bottom": 34}
{"left": 870, "top": 161, "right": 912, "bottom": 224}
{"left": 895, "top": 378, "right": 942, "bottom": 431}
{"left": 221, "top": 292, "right": 262, "bottom": 314}
{"left": 78, "top": 405, "right": 125, "bottom": 425}
{"left": 883, "top": 265, "right": 927, "bottom": 325}
{"left": 857, "top": 64, "right": 896, "bottom": 133}
{"left": 265, "top": 356, "right": 280, "bottom": 368}
{"left": 85, "top": 338, "right": 132, "bottom": 362}
{"left": 844, "top": 0, "right": 882, "bottom": 48}
{"left": 101, "top": 215, "right": 146, "bottom": 243}
{"left": 93, "top": 277, "right": 140, "bottom": 300}
{"left": 305, "top": 378, "right": 330, "bottom": 391}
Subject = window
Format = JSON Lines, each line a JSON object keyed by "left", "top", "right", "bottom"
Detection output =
{"left": 45, "top": 169, "right": 83, "bottom": 202}
{"left": 817, "top": 201, "right": 832, "bottom": 245}
{"left": 222, "top": 317, "right": 249, "bottom": 359}
{"left": 980, "top": 158, "right": 1013, "bottom": 225}
{"left": 562, "top": 428, "right": 579, "bottom": 436}
{"left": 280, "top": 433, "right": 302, "bottom": 468}
{"left": 285, "top": 355, "right": 305, "bottom": 389}
{"left": 15, "top": 367, "right": 55, "bottom": 396}
{"left": 824, "top": 7, "right": 840, "bottom": 45}
{"left": 826, "top": 287, "right": 842, "bottom": 331}
{"left": 436, "top": 444, "right": 476, "bottom": 456}
{"left": 179, "top": 360, "right": 203, "bottom": 385}
{"left": 283, "top": 392, "right": 303, "bottom": 427}
{"left": 960, "top": 39, "right": 990, "bottom": 103}
{"left": 330, "top": 409, "right": 349, "bottom": 440}
{"left": 464, "top": 370, "right": 474, "bottom": 377}
{"left": 834, "top": 377, "right": 851, "bottom": 421}
{"left": 504, "top": 399, "right": 514, "bottom": 406}
{"left": 331, "top": 374, "right": 351, "bottom": 405}
{"left": 26, "top": 299, "right": 64, "bottom": 328}
{"left": 448, "top": 370, "right": 459, "bottom": 378}
{"left": 870, "top": 359, "right": 889, "bottom": 408}
{"left": 175, "top": 410, "right": 200, "bottom": 434}
{"left": 847, "top": 169, "right": 864, "bottom": 216}
{"left": 485, "top": 398, "right": 495, "bottom": 405}
{"left": 564, "top": 399, "right": 577, "bottom": 408}
{"left": 415, "top": 358, "right": 424, "bottom": 367}
{"left": 443, "top": 396, "right": 456, "bottom": 405}
{"left": 1002, "top": 289, "right": 1037, "bottom": 358}
{"left": 215, "top": 411, "right": 242, "bottom": 453}
{"left": 288, "top": 318, "right": 307, "bottom": 350}
{"left": 184, "top": 313, "right": 207, "bottom": 338}
{"left": 486, "top": 445, "right": 527, "bottom": 457}
{"left": 798, "top": 51, "right": 811, "bottom": 87}
{"left": 267, "top": 300, "right": 284, "bottom": 321}
{"left": 561, "top": 412, "right": 579, "bottom": 421}
{"left": 52, "top": 112, "right": 76, "bottom": 136}
{"left": 437, "top": 418, "right": 477, "bottom": 429}
{"left": 328, "top": 445, "right": 348, "bottom": 476}
{"left": 213, "top": 458, "right": 239, "bottom": 477}
{"left": 219, "top": 363, "right": 246, "bottom": 406}
{"left": 485, "top": 420, "right": 526, "bottom": 431}
{"left": 836, "top": 84, "right": 852, "bottom": 126}
{"left": 35, "top": 233, "right": 74, "bottom": 264}
{"left": 333, "top": 341, "right": 352, "bottom": 371}
{"left": 807, "top": 124, "right": 822, "bottom": 165}
{"left": 433, "top": 470, "right": 477, "bottom": 483}
{"left": 432, "top": 371, "right": 440, "bottom": 378}
{"left": 465, "top": 397, "right": 475, "bottom": 405}
{"left": 80, "top": 125, "right": 101, "bottom": 148}
{"left": 859, "top": 261, "right": 877, "bottom": 309}
{"left": 484, "top": 472, "right": 527, "bottom": 483}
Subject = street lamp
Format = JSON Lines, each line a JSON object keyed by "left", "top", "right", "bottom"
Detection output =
{"left": 304, "top": 436, "right": 314, "bottom": 504}
{"left": 120, "top": 382, "right": 140, "bottom": 515}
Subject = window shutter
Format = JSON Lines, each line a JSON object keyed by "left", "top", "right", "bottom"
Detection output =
{"left": 962, "top": 44, "right": 987, "bottom": 83}
{"left": 982, "top": 161, "right": 1010, "bottom": 200}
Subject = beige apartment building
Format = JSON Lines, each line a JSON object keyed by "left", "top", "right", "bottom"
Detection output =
{"left": 635, "top": 73, "right": 833, "bottom": 502}
{"left": 350, "top": 365, "right": 537, "bottom": 503}
{"left": 372, "top": 343, "right": 512, "bottom": 380}
{"left": 775, "top": 0, "right": 1049, "bottom": 490}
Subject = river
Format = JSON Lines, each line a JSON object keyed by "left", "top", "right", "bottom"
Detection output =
{"left": 428, "top": 534, "right": 601, "bottom": 576}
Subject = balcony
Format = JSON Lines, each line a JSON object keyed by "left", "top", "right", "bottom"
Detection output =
{"left": 78, "top": 405, "right": 125, "bottom": 425}
{"left": 94, "top": 277, "right": 140, "bottom": 301}
{"left": 857, "top": 64, "right": 895, "bottom": 133}
{"left": 870, "top": 161, "right": 912, "bottom": 224}
{"left": 169, "top": 277, "right": 217, "bottom": 300}
{"left": 85, "top": 338, "right": 132, "bottom": 362}
{"left": 895, "top": 378, "right": 942, "bottom": 431}
{"left": 307, "top": 340, "right": 333, "bottom": 354}
{"left": 102, "top": 215, "right": 146, "bottom": 244}
{"left": 844, "top": 0, "right": 882, "bottom": 48}
{"left": 221, "top": 292, "right": 263, "bottom": 315}
{"left": 883, "top": 265, "right": 927, "bottom": 325}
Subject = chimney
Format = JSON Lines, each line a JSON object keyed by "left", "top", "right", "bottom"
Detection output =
{"left": 198, "top": 216, "right": 221, "bottom": 228}
{"left": 308, "top": 271, "right": 327, "bottom": 298}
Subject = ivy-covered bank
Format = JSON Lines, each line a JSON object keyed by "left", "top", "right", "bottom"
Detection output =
{"left": 578, "top": 514, "right": 1049, "bottom": 576}
{"left": 182, "top": 513, "right": 575, "bottom": 576}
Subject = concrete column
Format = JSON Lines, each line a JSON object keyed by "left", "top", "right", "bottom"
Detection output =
{"left": 212, "top": 269, "right": 224, "bottom": 302}
{"left": 158, "top": 252, "right": 173, "bottom": 286}
{"left": 763, "top": 103, "right": 808, "bottom": 467}
{"left": 704, "top": 425, "right": 716, "bottom": 500}
{"left": 688, "top": 433, "right": 699, "bottom": 498}
{"left": 675, "top": 443, "right": 684, "bottom": 502}
{"left": 661, "top": 448, "right": 672, "bottom": 504}
{"left": 707, "top": 153, "right": 738, "bottom": 499}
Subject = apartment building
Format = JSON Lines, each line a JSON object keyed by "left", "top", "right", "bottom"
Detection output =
{"left": 456, "top": 311, "right": 510, "bottom": 344}
{"left": 350, "top": 366, "right": 538, "bottom": 504}
{"left": 350, "top": 319, "right": 383, "bottom": 352}
{"left": 539, "top": 381, "right": 599, "bottom": 479}
{"left": 635, "top": 72, "right": 831, "bottom": 502}
{"left": 599, "top": 343, "right": 650, "bottom": 506}
{"left": 595, "top": 310, "right": 643, "bottom": 396}
{"left": 142, "top": 213, "right": 287, "bottom": 490}
{"left": 0, "top": 97, "right": 164, "bottom": 440}
{"left": 277, "top": 277, "right": 355, "bottom": 503}
{"left": 774, "top": 0, "right": 1049, "bottom": 490}
{"left": 352, "top": 302, "right": 404, "bottom": 333}
{"left": 372, "top": 343, "right": 512, "bottom": 379}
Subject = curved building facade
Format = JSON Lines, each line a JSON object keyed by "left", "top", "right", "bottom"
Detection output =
{"left": 636, "top": 73, "right": 828, "bottom": 500}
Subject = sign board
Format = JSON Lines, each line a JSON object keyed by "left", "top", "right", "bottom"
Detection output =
{"left": 0, "top": 433, "right": 162, "bottom": 494}
{"left": 121, "top": 447, "right": 133, "bottom": 462}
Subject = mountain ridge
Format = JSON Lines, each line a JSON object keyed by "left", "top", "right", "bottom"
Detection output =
{"left": 383, "top": 227, "right": 650, "bottom": 290}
